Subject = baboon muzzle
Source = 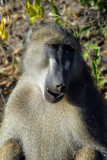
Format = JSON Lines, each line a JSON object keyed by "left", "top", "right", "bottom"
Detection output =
{"left": 45, "top": 73, "right": 67, "bottom": 103}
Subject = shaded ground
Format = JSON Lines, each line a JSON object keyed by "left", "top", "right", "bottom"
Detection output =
{"left": 0, "top": 0, "right": 107, "bottom": 111}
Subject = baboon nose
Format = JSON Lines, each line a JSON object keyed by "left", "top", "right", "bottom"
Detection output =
{"left": 56, "top": 84, "right": 66, "bottom": 93}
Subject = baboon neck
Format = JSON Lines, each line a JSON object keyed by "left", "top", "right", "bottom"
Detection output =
{"left": 67, "top": 62, "right": 101, "bottom": 108}
{"left": 67, "top": 69, "right": 106, "bottom": 112}
{"left": 67, "top": 70, "right": 107, "bottom": 147}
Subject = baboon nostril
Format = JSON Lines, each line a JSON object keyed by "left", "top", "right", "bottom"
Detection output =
{"left": 56, "top": 84, "right": 66, "bottom": 92}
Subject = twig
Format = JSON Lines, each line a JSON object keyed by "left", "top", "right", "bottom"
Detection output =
{"left": 0, "top": 41, "right": 6, "bottom": 56}
{"left": 0, "top": 90, "right": 6, "bottom": 105}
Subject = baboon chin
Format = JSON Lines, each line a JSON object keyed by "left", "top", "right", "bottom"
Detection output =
{"left": 0, "top": 23, "right": 107, "bottom": 160}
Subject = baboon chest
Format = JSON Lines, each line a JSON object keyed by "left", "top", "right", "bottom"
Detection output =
{"left": 22, "top": 104, "right": 78, "bottom": 160}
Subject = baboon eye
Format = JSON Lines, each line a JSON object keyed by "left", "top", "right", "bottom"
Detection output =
{"left": 63, "top": 45, "right": 75, "bottom": 52}
{"left": 48, "top": 44, "right": 59, "bottom": 49}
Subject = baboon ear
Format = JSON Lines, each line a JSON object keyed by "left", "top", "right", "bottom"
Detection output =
{"left": 25, "top": 28, "right": 34, "bottom": 43}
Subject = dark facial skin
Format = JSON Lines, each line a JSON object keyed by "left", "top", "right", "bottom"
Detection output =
{"left": 44, "top": 44, "right": 75, "bottom": 103}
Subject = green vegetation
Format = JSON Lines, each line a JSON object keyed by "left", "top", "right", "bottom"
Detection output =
{"left": 0, "top": 16, "right": 8, "bottom": 40}
{"left": 83, "top": 45, "right": 105, "bottom": 86}
{"left": 25, "top": 0, "right": 44, "bottom": 24}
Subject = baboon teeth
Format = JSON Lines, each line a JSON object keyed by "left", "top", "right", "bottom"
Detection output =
{"left": 46, "top": 89, "right": 64, "bottom": 99}
{"left": 56, "top": 93, "right": 64, "bottom": 98}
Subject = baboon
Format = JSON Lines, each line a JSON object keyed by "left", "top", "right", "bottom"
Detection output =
{"left": 0, "top": 23, "right": 107, "bottom": 160}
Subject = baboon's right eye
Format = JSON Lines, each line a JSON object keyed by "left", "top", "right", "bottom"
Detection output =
{"left": 48, "top": 44, "right": 59, "bottom": 49}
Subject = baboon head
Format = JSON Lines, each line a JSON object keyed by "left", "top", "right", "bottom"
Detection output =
{"left": 22, "top": 23, "right": 83, "bottom": 103}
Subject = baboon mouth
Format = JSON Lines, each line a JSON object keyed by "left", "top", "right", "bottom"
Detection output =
{"left": 46, "top": 88, "right": 64, "bottom": 99}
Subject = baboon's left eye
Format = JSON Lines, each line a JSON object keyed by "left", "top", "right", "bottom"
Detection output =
{"left": 48, "top": 44, "right": 59, "bottom": 49}
{"left": 63, "top": 45, "right": 75, "bottom": 52}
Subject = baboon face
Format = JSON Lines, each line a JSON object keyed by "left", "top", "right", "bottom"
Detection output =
{"left": 42, "top": 44, "right": 75, "bottom": 103}
{"left": 23, "top": 24, "right": 82, "bottom": 103}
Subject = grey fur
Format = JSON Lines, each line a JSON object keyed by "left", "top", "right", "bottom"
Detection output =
{"left": 0, "top": 23, "right": 107, "bottom": 160}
